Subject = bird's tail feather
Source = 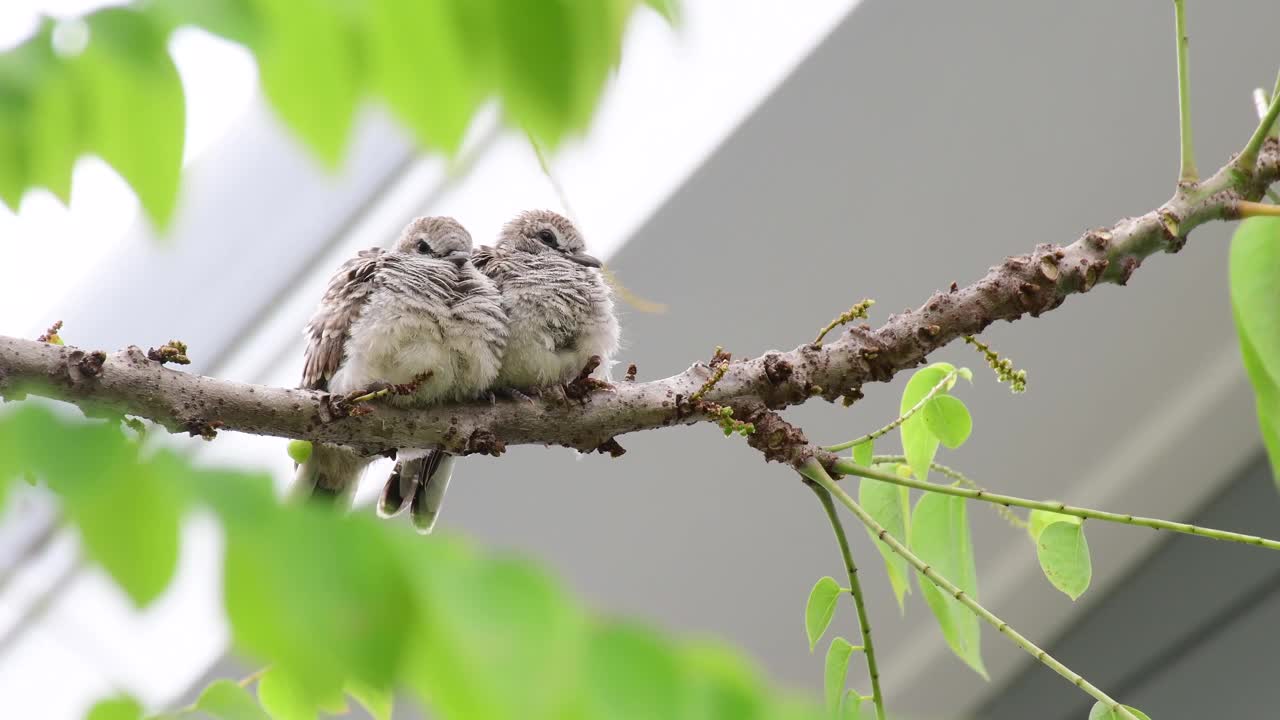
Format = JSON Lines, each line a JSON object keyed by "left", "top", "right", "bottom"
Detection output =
{"left": 290, "top": 443, "right": 366, "bottom": 508}
{"left": 410, "top": 450, "right": 455, "bottom": 534}
{"left": 377, "top": 457, "right": 422, "bottom": 518}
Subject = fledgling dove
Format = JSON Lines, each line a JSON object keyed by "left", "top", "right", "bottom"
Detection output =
{"left": 378, "top": 209, "right": 620, "bottom": 528}
{"left": 295, "top": 216, "right": 506, "bottom": 521}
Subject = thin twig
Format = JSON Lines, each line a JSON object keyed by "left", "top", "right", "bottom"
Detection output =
{"left": 813, "top": 299, "right": 875, "bottom": 347}
{"left": 1173, "top": 0, "right": 1198, "bottom": 183}
{"left": 1238, "top": 69, "right": 1280, "bottom": 173}
{"left": 825, "top": 370, "right": 955, "bottom": 453}
{"left": 807, "top": 482, "right": 887, "bottom": 720}
{"left": 1237, "top": 201, "right": 1280, "bottom": 218}
{"left": 872, "top": 456, "right": 1028, "bottom": 530}
{"left": 800, "top": 460, "right": 1140, "bottom": 720}
{"left": 840, "top": 458, "right": 1280, "bottom": 551}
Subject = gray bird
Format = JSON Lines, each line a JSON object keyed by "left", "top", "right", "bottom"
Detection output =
{"left": 379, "top": 210, "right": 620, "bottom": 526}
{"left": 295, "top": 216, "right": 506, "bottom": 523}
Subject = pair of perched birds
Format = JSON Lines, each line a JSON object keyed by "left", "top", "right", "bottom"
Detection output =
{"left": 293, "top": 209, "right": 619, "bottom": 532}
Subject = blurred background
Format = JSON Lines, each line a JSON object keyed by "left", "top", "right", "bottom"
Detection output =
{"left": 3, "top": 0, "right": 1280, "bottom": 718}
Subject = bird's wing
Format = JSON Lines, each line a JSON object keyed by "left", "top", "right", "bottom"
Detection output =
{"left": 301, "top": 247, "right": 384, "bottom": 390}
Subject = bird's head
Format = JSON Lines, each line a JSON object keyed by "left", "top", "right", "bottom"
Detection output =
{"left": 497, "top": 209, "right": 601, "bottom": 268}
{"left": 396, "top": 216, "right": 472, "bottom": 266}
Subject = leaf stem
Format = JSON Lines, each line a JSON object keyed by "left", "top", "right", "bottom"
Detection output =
{"left": 1173, "top": 0, "right": 1198, "bottom": 184}
{"left": 843, "top": 457, "right": 1280, "bottom": 551}
{"left": 800, "top": 460, "right": 1139, "bottom": 720}
{"left": 1237, "top": 69, "right": 1280, "bottom": 174}
{"left": 813, "top": 299, "right": 876, "bottom": 347}
{"left": 807, "top": 481, "right": 887, "bottom": 720}
{"left": 824, "top": 370, "right": 956, "bottom": 453}
{"left": 1237, "top": 201, "right": 1280, "bottom": 218}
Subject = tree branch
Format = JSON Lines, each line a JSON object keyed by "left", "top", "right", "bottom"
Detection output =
{"left": 0, "top": 141, "right": 1276, "bottom": 457}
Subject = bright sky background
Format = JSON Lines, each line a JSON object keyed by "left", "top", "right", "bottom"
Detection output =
{"left": 0, "top": 1, "right": 861, "bottom": 716}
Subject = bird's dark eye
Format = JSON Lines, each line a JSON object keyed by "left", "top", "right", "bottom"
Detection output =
{"left": 536, "top": 229, "right": 558, "bottom": 247}
{"left": 416, "top": 239, "right": 431, "bottom": 254}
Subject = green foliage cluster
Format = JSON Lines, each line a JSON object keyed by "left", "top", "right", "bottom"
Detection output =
{"left": 1231, "top": 218, "right": 1280, "bottom": 488}
{"left": 0, "top": 0, "right": 671, "bottom": 227}
{"left": 1, "top": 404, "right": 818, "bottom": 720}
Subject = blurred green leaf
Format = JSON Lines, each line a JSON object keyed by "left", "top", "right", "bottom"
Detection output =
{"left": 900, "top": 364, "right": 953, "bottom": 482}
{"left": 643, "top": 0, "right": 680, "bottom": 24}
{"left": 285, "top": 439, "right": 311, "bottom": 465}
{"left": 586, "top": 622, "right": 683, "bottom": 720}
{"left": 250, "top": 0, "right": 359, "bottom": 167}
{"left": 257, "top": 666, "right": 346, "bottom": 720}
{"left": 197, "top": 679, "right": 270, "bottom": 720}
{"left": 150, "top": 0, "right": 259, "bottom": 45}
{"left": 910, "top": 492, "right": 986, "bottom": 678}
{"left": 858, "top": 472, "right": 911, "bottom": 612}
{"left": 841, "top": 691, "right": 865, "bottom": 720}
{"left": 805, "top": 576, "right": 841, "bottom": 652}
{"left": 1230, "top": 217, "right": 1280, "bottom": 487}
{"left": 366, "top": 0, "right": 476, "bottom": 153}
{"left": 0, "top": 22, "right": 80, "bottom": 204}
{"left": 682, "top": 641, "right": 767, "bottom": 720}
{"left": 823, "top": 637, "right": 854, "bottom": 713}
{"left": 345, "top": 678, "right": 393, "bottom": 720}
{"left": 494, "top": 0, "right": 578, "bottom": 144}
{"left": 71, "top": 8, "right": 184, "bottom": 227}
{"left": 1031, "top": 512, "right": 1091, "bottom": 601}
{"left": 923, "top": 395, "right": 972, "bottom": 449}
{"left": 85, "top": 696, "right": 143, "bottom": 720}
{"left": 1089, "top": 702, "right": 1153, "bottom": 720}
{"left": 851, "top": 439, "right": 872, "bottom": 468}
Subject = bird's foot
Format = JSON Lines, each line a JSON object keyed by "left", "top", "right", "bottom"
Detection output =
{"left": 490, "top": 387, "right": 537, "bottom": 404}
{"left": 564, "top": 355, "right": 613, "bottom": 403}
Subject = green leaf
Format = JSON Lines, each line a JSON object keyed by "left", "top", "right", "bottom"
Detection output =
{"left": 494, "top": 0, "right": 579, "bottom": 145}
{"left": 805, "top": 576, "right": 842, "bottom": 651}
{"left": 682, "top": 641, "right": 767, "bottom": 720}
{"left": 149, "top": 0, "right": 260, "bottom": 46}
{"left": 910, "top": 493, "right": 986, "bottom": 678}
{"left": 196, "top": 679, "right": 270, "bottom": 720}
{"left": 1033, "top": 517, "right": 1092, "bottom": 601}
{"left": 70, "top": 8, "right": 185, "bottom": 227}
{"left": 285, "top": 439, "right": 311, "bottom": 465}
{"left": 1088, "top": 702, "right": 1153, "bottom": 720}
{"left": 403, "top": 547, "right": 585, "bottom": 720}
{"left": 851, "top": 439, "right": 873, "bottom": 468}
{"left": 858, "top": 472, "right": 911, "bottom": 611}
{"left": 922, "top": 395, "right": 972, "bottom": 449}
{"left": 345, "top": 678, "right": 393, "bottom": 720}
{"left": 85, "top": 696, "right": 143, "bottom": 720}
{"left": 824, "top": 637, "right": 855, "bottom": 712}
{"left": 1230, "top": 217, "right": 1280, "bottom": 487}
{"left": 1027, "top": 507, "right": 1081, "bottom": 541}
{"left": 256, "top": 666, "right": 346, "bottom": 720}
{"left": 365, "top": 0, "right": 477, "bottom": 154}
{"left": 250, "top": 0, "right": 359, "bottom": 167}
{"left": 900, "top": 364, "right": 953, "bottom": 481}
{"left": 585, "top": 622, "right": 683, "bottom": 720}
{"left": 0, "top": 22, "right": 80, "bottom": 204}
{"left": 224, "top": 510, "right": 412, "bottom": 703}
{"left": 841, "top": 691, "right": 865, "bottom": 720}
{"left": 643, "top": 0, "right": 680, "bottom": 24}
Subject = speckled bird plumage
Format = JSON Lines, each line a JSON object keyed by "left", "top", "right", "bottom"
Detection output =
{"left": 294, "top": 216, "right": 506, "bottom": 510}
{"left": 476, "top": 209, "right": 620, "bottom": 389}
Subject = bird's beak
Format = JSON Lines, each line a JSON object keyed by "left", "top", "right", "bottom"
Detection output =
{"left": 568, "top": 252, "right": 602, "bottom": 268}
{"left": 445, "top": 250, "right": 470, "bottom": 267}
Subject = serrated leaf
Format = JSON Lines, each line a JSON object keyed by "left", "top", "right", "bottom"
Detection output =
{"left": 251, "top": 0, "right": 359, "bottom": 167}
{"left": 1230, "top": 217, "right": 1280, "bottom": 487}
{"left": 366, "top": 0, "right": 477, "bottom": 154}
{"left": 851, "top": 439, "right": 873, "bottom": 467}
{"left": 900, "top": 365, "right": 952, "bottom": 482}
{"left": 197, "top": 679, "right": 270, "bottom": 720}
{"left": 858, "top": 472, "right": 911, "bottom": 611}
{"left": 71, "top": 8, "right": 184, "bottom": 227}
{"left": 345, "top": 679, "right": 393, "bottom": 720}
{"left": 910, "top": 493, "right": 986, "bottom": 678}
{"left": 824, "top": 637, "right": 855, "bottom": 712}
{"left": 85, "top": 696, "right": 143, "bottom": 720}
{"left": 1089, "top": 702, "right": 1153, "bottom": 720}
{"left": 1035, "top": 520, "right": 1092, "bottom": 600}
{"left": 923, "top": 395, "right": 972, "bottom": 449}
{"left": 805, "top": 576, "right": 841, "bottom": 651}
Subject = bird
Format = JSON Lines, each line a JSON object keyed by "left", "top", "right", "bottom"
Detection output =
{"left": 378, "top": 209, "right": 620, "bottom": 529}
{"left": 294, "top": 216, "right": 506, "bottom": 523}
